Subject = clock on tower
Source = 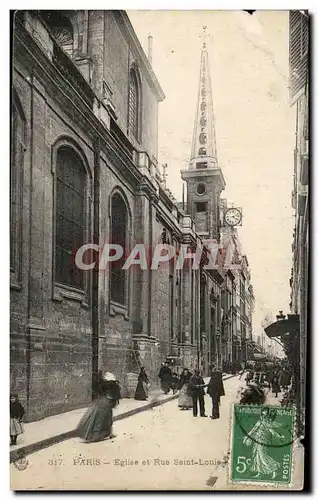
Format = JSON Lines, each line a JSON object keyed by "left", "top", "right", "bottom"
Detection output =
{"left": 224, "top": 208, "right": 242, "bottom": 227}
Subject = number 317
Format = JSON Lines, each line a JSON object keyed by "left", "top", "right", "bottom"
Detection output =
{"left": 236, "top": 456, "right": 251, "bottom": 473}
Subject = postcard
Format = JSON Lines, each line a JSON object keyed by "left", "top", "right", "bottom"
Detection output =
{"left": 10, "top": 9, "right": 308, "bottom": 491}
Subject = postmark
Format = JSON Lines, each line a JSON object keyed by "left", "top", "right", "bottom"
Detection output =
{"left": 229, "top": 404, "right": 296, "bottom": 486}
{"left": 13, "top": 451, "right": 29, "bottom": 471}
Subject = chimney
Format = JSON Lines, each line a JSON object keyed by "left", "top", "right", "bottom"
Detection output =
{"left": 148, "top": 34, "right": 153, "bottom": 65}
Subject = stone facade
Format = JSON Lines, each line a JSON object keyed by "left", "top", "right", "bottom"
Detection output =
{"left": 10, "top": 10, "right": 222, "bottom": 421}
{"left": 10, "top": 10, "right": 254, "bottom": 422}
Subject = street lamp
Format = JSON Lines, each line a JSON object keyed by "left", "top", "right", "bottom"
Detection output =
{"left": 276, "top": 310, "right": 286, "bottom": 321}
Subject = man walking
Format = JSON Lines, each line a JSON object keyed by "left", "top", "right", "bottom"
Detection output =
{"left": 207, "top": 365, "right": 225, "bottom": 419}
{"left": 188, "top": 369, "right": 207, "bottom": 417}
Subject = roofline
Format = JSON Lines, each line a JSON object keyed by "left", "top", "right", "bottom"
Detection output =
{"left": 115, "top": 11, "right": 165, "bottom": 102}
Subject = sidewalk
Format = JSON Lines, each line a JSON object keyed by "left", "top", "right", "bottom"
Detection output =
{"left": 10, "top": 373, "right": 235, "bottom": 463}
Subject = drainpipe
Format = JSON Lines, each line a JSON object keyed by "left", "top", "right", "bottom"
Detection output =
{"left": 147, "top": 197, "right": 153, "bottom": 337}
{"left": 91, "top": 138, "right": 100, "bottom": 399}
{"left": 26, "top": 68, "right": 35, "bottom": 417}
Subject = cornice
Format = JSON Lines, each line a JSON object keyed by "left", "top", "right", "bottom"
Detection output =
{"left": 181, "top": 167, "right": 226, "bottom": 190}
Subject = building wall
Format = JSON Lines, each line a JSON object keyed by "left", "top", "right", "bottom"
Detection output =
{"left": 11, "top": 11, "right": 166, "bottom": 420}
{"left": 11, "top": 57, "right": 96, "bottom": 419}
{"left": 12, "top": 11, "right": 218, "bottom": 420}
{"left": 102, "top": 11, "right": 159, "bottom": 159}
{"left": 151, "top": 218, "right": 171, "bottom": 356}
{"left": 289, "top": 10, "right": 308, "bottom": 435}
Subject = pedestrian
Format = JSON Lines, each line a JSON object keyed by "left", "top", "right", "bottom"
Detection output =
{"left": 158, "top": 361, "right": 172, "bottom": 394}
{"left": 188, "top": 369, "right": 207, "bottom": 417}
{"left": 178, "top": 368, "right": 193, "bottom": 410}
{"left": 10, "top": 393, "right": 25, "bottom": 446}
{"left": 238, "top": 361, "right": 245, "bottom": 379}
{"left": 206, "top": 365, "right": 225, "bottom": 419}
{"left": 171, "top": 372, "right": 179, "bottom": 395}
{"left": 271, "top": 371, "right": 281, "bottom": 398}
{"left": 279, "top": 367, "right": 291, "bottom": 392}
{"left": 134, "top": 367, "right": 149, "bottom": 401}
{"left": 76, "top": 372, "right": 120, "bottom": 443}
{"left": 246, "top": 369, "right": 253, "bottom": 385}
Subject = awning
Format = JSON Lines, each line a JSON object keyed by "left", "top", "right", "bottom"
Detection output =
{"left": 264, "top": 314, "right": 299, "bottom": 338}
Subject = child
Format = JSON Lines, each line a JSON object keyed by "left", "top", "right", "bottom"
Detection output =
{"left": 10, "top": 394, "right": 25, "bottom": 445}
{"left": 171, "top": 372, "right": 179, "bottom": 395}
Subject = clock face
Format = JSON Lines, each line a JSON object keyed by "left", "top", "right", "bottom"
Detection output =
{"left": 224, "top": 208, "right": 242, "bottom": 226}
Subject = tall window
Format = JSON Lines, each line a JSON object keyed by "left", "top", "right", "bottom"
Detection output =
{"left": 110, "top": 193, "right": 128, "bottom": 305}
{"left": 10, "top": 98, "right": 25, "bottom": 276}
{"left": 128, "top": 69, "right": 140, "bottom": 140}
{"left": 55, "top": 147, "right": 86, "bottom": 290}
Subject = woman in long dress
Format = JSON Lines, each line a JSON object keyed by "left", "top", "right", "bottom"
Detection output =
{"left": 243, "top": 407, "right": 285, "bottom": 479}
{"left": 178, "top": 368, "right": 192, "bottom": 410}
{"left": 76, "top": 372, "right": 121, "bottom": 443}
{"left": 158, "top": 362, "right": 172, "bottom": 394}
{"left": 134, "top": 367, "right": 149, "bottom": 401}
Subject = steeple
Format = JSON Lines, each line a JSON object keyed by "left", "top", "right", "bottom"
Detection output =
{"left": 181, "top": 27, "right": 225, "bottom": 241}
{"left": 189, "top": 26, "right": 218, "bottom": 170}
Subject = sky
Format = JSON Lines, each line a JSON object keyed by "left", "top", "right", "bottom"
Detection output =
{"left": 128, "top": 10, "right": 295, "bottom": 335}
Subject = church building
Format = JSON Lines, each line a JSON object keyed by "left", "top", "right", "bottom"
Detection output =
{"left": 11, "top": 10, "right": 253, "bottom": 421}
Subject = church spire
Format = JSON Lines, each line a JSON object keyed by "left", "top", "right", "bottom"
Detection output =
{"left": 190, "top": 26, "right": 218, "bottom": 169}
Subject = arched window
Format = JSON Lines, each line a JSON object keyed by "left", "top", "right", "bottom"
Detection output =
{"left": 55, "top": 147, "right": 86, "bottom": 289}
{"left": 110, "top": 193, "right": 128, "bottom": 305}
{"left": 42, "top": 12, "right": 74, "bottom": 57}
{"left": 10, "top": 95, "right": 25, "bottom": 281}
{"left": 128, "top": 68, "right": 140, "bottom": 140}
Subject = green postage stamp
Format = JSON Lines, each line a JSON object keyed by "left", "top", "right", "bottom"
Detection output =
{"left": 230, "top": 405, "right": 296, "bottom": 486}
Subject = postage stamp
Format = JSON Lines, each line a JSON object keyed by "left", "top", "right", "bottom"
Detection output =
{"left": 230, "top": 405, "right": 296, "bottom": 486}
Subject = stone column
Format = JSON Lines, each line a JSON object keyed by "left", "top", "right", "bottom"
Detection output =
{"left": 25, "top": 76, "right": 49, "bottom": 419}
{"left": 88, "top": 10, "right": 105, "bottom": 97}
{"left": 132, "top": 191, "right": 150, "bottom": 336}
{"left": 179, "top": 252, "right": 193, "bottom": 368}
